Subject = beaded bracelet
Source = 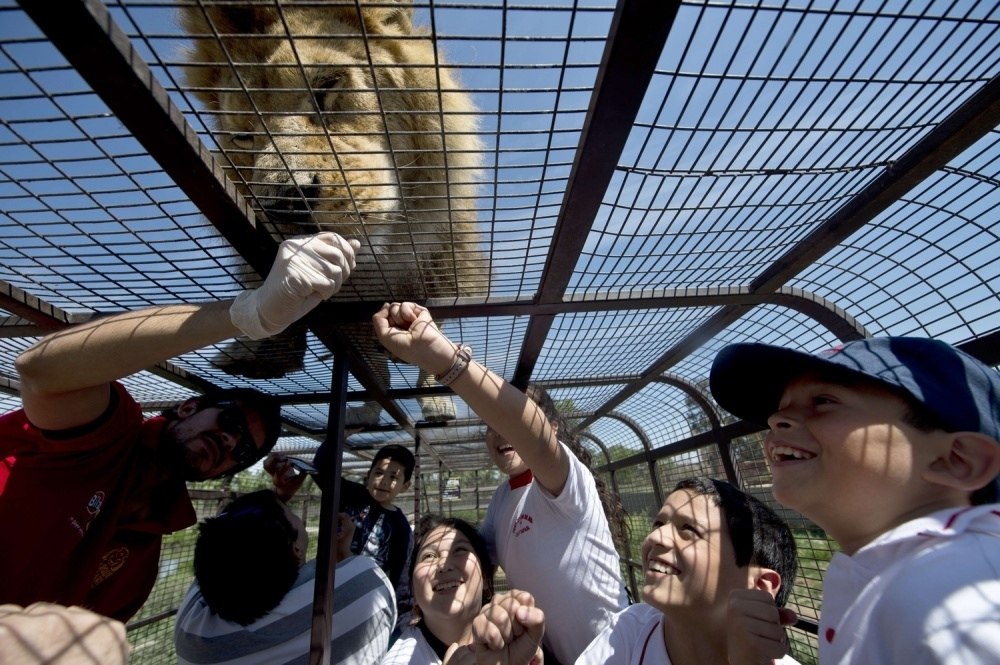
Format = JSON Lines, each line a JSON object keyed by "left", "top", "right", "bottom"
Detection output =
{"left": 436, "top": 344, "right": 473, "bottom": 386}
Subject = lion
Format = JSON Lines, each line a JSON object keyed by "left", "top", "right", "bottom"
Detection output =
{"left": 179, "top": 0, "right": 487, "bottom": 425}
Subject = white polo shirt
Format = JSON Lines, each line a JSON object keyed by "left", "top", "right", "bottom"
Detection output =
{"left": 819, "top": 503, "right": 1000, "bottom": 664}
{"left": 577, "top": 603, "right": 802, "bottom": 664}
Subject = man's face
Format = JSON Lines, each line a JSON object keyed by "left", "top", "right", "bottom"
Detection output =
{"left": 765, "top": 373, "right": 946, "bottom": 551}
{"left": 485, "top": 427, "right": 529, "bottom": 477}
{"left": 366, "top": 458, "right": 410, "bottom": 508}
{"left": 641, "top": 490, "right": 753, "bottom": 618}
{"left": 165, "top": 400, "right": 268, "bottom": 480}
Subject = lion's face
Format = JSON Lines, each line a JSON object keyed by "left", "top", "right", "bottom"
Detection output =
{"left": 182, "top": 2, "right": 486, "bottom": 297}
{"left": 208, "top": 13, "right": 414, "bottom": 238}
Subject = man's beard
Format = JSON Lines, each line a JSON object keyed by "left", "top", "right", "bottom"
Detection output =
{"left": 158, "top": 427, "right": 209, "bottom": 482}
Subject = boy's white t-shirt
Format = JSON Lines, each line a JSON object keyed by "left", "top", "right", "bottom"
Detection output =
{"left": 820, "top": 504, "right": 1000, "bottom": 664}
{"left": 577, "top": 603, "right": 801, "bottom": 664}
{"left": 480, "top": 445, "right": 629, "bottom": 665}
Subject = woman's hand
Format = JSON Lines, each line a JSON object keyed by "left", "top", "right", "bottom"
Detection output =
{"left": 471, "top": 590, "right": 545, "bottom": 665}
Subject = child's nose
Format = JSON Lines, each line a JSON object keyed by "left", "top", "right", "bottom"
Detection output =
{"left": 645, "top": 526, "right": 672, "bottom": 551}
{"left": 767, "top": 405, "right": 799, "bottom": 430}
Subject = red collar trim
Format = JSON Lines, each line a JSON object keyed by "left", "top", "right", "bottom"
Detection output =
{"left": 509, "top": 470, "right": 533, "bottom": 489}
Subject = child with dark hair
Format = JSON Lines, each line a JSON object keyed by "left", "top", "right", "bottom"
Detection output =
{"left": 270, "top": 442, "right": 416, "bottom": 617}
{"left": 374, "top": 302, "right": 629, "bottom": 664}
{"left": 190, "top": 490, "right": 304, "bottom": 626}
{"left": 578, "top": 477, "right": 800, "bottom": 665}
{"left": 710, "top": 337, "right": 1000, "bottom": 663}
{"left": 174, "top": 490, "right": 395, "bottom": 665}
{"left": 382, "top": 516, "right": 545, "bottom": 665}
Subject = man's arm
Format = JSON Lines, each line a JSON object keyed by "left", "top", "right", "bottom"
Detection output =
{"left": 16, "top": 232, "right": 359, "bottom": 431}
{"left": 16, "top": 302, "right": 240, "bottom": 431}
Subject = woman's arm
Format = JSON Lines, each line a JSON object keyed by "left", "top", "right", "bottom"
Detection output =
{"left": 373, "top": 301, "right": 570, "bottom": 495}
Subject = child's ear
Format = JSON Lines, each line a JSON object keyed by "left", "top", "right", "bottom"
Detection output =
{"left": 751, "top": 568, "right": 783, "bottom": 601}
{"left": 924, "top": 432, "right": 1000, "bottom": 493}
{"left": 401, "top": 479, "right": 411, "bottom": 493}
{"left": 175, "top": 398, "right": 200, "bottom": 420}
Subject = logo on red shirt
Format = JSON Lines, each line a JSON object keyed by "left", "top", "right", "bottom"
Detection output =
{"left": 93, "top": 546, "right": 129, "bottom": 587}
{"left": 87, "top": 491, "right": 106, "bottom": 515}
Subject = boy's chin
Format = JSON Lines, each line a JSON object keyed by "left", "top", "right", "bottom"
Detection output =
{"left": 369, "top": 490, "right": 396, "bottom": 507}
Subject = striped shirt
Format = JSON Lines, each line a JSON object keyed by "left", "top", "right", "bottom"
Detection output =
{"left": 174, "top": 555, "right": 395, "bottom": 665}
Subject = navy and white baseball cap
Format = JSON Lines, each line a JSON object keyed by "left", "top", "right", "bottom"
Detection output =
{"left": 709, "top": 337, "right": 1000, "bottom": 445}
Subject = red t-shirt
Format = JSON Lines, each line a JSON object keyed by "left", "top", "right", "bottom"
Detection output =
{"left": 0, "top": 383, "right": 196, "bottom": 621}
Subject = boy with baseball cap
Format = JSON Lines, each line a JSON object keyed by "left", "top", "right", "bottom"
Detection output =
{"left": 709, "top": 337, "right": 1000, "bottom": 663}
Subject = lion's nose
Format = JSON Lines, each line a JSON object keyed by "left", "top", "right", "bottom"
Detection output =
{"left": 259, "top": 181, "right": 320, "bottom": 223}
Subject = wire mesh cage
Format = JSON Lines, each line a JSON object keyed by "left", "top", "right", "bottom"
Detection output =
{"left": 1, "top": 0, "right": 998, "bottom": 663}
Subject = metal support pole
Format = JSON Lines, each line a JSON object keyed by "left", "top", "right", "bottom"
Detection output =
{"left": 474, "top": 470, "right": 480, "bottom": 519}
{"left": 413, "top": 433, "right": 422, "bottom": 527}
{"left": 438, "top": 462, "right": 445, "bottom": 514}
{"left": 309, "top": 354, "right": 349, "bottom": 665}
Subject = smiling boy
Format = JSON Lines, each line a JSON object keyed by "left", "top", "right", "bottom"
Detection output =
{"left": 710, "top": 337, "right": 1000, "bottom": 663}
{"left": 284, "top": 443, "right": 416, "bottom": 618}
{"left": 578, "top": 477, "right": 799, "bottom": 664}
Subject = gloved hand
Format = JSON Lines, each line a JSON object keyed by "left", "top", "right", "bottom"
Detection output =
{"left": 230, "top": 232, "right": 360, "bottom": 340}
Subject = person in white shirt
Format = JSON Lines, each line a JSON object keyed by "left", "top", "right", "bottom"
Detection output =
{"left": 578, "top": 478, "right": 801, "bottom": 665}
{"left": 710, "top": 337, "right": 1000, "bottom": 663}
{"left": 374, "top": 301, "right": 629, "bottom": 664}
{"left": 382, "top": 515, "right": 544, "bottom": 665}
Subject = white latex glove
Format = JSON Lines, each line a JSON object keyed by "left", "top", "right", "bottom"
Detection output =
{"left": 230, "top": 233, "right": 360, "bottom": 339}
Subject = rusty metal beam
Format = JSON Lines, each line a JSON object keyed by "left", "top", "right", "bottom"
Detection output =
{"left": 512, "top": 0, "right": 683, "bottom": 387}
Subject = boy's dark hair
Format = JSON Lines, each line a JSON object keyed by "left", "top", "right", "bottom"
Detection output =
{"left": 194, "top": 490, "right": 301, "bottom": 625}
{"left": 900, "top": 393, "right": 998, "bottom": 505}
{"left": 673, "top": 477, "right": 798, "bottom": 607}
{"left": 525, "top": 385, "right": 631, "bottom": 554}
{"left": 409, "top": 515, "right": 495, "bottom": 623}
{"left": 371, "top": 444, "right": 416, "bottom": 482}
{"left": 163, "top": 388, "right": 283, "bottom": 477}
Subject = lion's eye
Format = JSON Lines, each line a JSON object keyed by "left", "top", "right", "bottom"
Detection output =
{"left": 314, "top": 73, "right": 346, "bottom": 115}
{"left": 230, "top": 133, "right": 254, "bottom": 149}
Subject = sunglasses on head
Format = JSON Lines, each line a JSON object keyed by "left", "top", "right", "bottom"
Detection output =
{"left": 203, "top": 399, "right": 259, "bottom": 467}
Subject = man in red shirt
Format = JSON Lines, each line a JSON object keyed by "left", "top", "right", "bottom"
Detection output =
{"left": 0, "top": 232, "right": 359, "bottom": 621}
